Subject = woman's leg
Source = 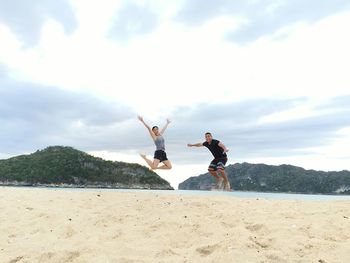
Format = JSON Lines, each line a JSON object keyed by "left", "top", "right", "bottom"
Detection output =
{"left": 140, "top": 154, "right": 160, "bottom": 169}
{"left": 154, "top": 160, "right": 172, "bottom": 170}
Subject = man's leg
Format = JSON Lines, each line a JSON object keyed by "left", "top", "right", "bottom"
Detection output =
{"left": 217, "top": 168, "right": 231, "bottom": 191}
{"left": 208, "top": 168, "right": 223, "bottom": 189}
{"left": 217, "top": 168, "right": 228, "bottom": 184}
{"left": 208, "top": 168, "right": 220, "bottom": 180}
{"left": 216, "top": 159, "right": 231, "bottom": 191}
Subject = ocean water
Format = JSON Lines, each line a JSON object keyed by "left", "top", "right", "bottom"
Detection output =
{"left": 8, "top": 186, "right": 350, "bottom": 201}
{"left": 107, "top": 189, "right": 350, "bottom": 201}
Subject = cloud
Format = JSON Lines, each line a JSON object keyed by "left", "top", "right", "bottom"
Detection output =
{"left": 0, "top": 0, "right": 77, "bottom": 46}
{"left": 0, "top": 66, "right": 137, "bottom": 155}
{"left": 175, "top": 0, "right": 350, "bottom": 43}
{"left": 175, "top": 0, "right": 242, "bottom": 26}
{"left": 108, "top": 1, "right": 159, "bottom": 41}
{"left": 165, "top": 97, "right": 350, "bottom": 164}
{"left": 234, "top": 111, "right": 350, "bottom": 156}
{"left": 316, "top": 95, "right": 350, "bottom": 111}
{"left": 172, "top": 98, "right": 305, "bottom": 124}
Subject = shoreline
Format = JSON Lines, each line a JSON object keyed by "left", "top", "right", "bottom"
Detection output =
{"left": 0, "top": 182, "right": 173, "bottom": 190}
{"left": 1, "top": 184, "right": 350, "bottom": 197}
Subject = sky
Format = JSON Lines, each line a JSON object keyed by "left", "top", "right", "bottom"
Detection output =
{"left": 1, "top": 0, "right": 350, "bottom": 189}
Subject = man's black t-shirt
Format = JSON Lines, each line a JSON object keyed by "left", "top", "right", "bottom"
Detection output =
{"left": 203, "top": 139, "right": 227, "bottom": 159}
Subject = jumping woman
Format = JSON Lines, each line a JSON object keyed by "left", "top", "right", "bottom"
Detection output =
{"left": 138, "top": 116, "right": 172, "bottom": 170}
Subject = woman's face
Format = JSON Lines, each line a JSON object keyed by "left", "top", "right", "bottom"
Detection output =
{"left": 152, "top": 127, "right": 159, "bottom": 135}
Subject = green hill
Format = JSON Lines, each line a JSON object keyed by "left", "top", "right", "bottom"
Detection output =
{"left": 0, "top": 146, "right": 173, "bottom": 190}
{"left": 178, "top": 162, "right": 350, "bottom": 194}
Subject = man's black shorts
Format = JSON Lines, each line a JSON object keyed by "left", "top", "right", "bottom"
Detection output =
{"left": 154, "top": 150, "right": 168, "bottom": 162}
{"left": 208, "top": 157, "right": 227, "bottom": 171}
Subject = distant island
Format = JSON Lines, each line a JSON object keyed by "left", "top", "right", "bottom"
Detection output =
{"left": 0, "top": 146, "right": 173, "bottom": 190}
{"left": 179, "top": 162, "right": 350, "bottom": 195}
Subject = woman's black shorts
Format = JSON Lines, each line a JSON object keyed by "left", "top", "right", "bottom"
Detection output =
{"left": 154, "top": 150, "right": 168, "bottom": 162}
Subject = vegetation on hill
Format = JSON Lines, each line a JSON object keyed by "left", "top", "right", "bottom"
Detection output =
{"left": 179, "top": 163, "right": 350, "bottom": 194}
{"left": 0, "top": 146, "right": 173, "bottom": 189}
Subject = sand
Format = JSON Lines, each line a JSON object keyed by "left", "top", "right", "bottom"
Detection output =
{"left": 0, "top": 187, "right": 349, "bottom": 263}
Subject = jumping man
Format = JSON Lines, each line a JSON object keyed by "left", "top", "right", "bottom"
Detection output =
{"left": 188, "top": 132, "right": 231, "bottom": 191}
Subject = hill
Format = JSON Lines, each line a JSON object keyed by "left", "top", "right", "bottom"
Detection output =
{"left": 0, "top": 146, "right": 173, "bottom": 190}
{"left": 178, "top": 162, "right": 350, "bottom": 194}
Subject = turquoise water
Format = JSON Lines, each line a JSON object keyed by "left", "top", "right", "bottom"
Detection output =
{"left": 9, "top": 186, "right": 350, "bottom": 201}
{"left": 107, "top": 189, "right": 350, "bottom": 201}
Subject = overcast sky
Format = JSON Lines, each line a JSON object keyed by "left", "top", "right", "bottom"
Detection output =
{"left": 1, "top": 0, "right": 350, "bottom": 188}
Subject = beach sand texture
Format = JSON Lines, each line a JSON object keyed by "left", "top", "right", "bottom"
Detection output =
{"left": 0, "top": 187, "right": 349, "bottom": 263}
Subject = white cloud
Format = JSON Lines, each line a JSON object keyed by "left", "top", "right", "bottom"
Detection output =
{"left": 242, "top": 126, "right": 350, "bottom": 174}
{"left": 2, "top": 10, "right": 349, "bottom": 115}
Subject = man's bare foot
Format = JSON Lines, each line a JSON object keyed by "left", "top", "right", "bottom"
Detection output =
{"left": 224, "top": 181, "right": 231, "bottom": 191}
{"left": 139, "top": 153, "right": 147, "bottom": 159}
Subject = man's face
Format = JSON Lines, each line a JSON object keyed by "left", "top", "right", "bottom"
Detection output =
{"left": 205, "top": 133, "right": 212, "bottom": 143}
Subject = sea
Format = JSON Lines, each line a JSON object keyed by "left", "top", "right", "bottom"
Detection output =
{"left": 8, "top": 186, "right": 350, "bottom": 201}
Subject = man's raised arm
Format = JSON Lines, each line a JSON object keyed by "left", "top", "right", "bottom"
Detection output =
{"left": 187, "top": 143, "right": 203, "bottom": 147}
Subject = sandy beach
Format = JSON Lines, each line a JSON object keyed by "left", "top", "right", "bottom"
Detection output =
{"left": 0, "top": 187, "right": 349, "bottom": 263}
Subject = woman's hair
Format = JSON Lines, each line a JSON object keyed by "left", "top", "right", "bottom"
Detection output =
{"left": 152, "top": 126, "right": 158, "bottom": 131}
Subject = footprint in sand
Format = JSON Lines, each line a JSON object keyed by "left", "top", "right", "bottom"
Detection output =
{"left": 245, "top": 223, "right": 265, "bottom": 232}
{"left": 39, "top": 251, "right": 80, "bottom": 262}
{"left": 38, "top": 252, "right": 55, "bottom": 262}
{"left": 265, "top": 254, "right": 283, "bottom": 262}
{"left": 196, "top": 243, "right": 220, "bottom": 256}
{"left": 248, "top": 236, "right": 270, "bottom": 249}
{"left": 245, "top": 223, "right": 274, "bottom": 247}
{"left": 65, "top": 226, "right": 76, "bottom": 238}
{"left": 62, "top": 251, "right": 80, "bottom": 261}
{"left": 156, "top": 248, "right": 178, "bottom": 257}
{"left": 8, "top": 256, "right": 23, "bottom": 263}
{"left": 111, "top": 230, "right": 123, "bottom": 239}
